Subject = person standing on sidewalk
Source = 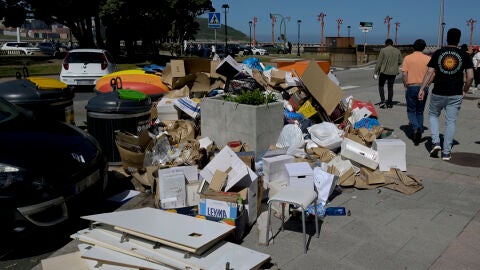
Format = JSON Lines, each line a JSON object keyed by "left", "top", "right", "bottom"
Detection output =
{"left": 374, "top": 38, "right": 403, "bottom": 108}
{"left": 472, "top": 46, "right": 480, "bottom": 91}
{"left": 402, "top": 39, "right": 431, "bottom": 145}
{"left": 418, "top": 28, "right": 474, "bottom": 160}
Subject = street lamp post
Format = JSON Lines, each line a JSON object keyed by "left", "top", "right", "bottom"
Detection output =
{"left": 249, "top": 20, "right": 252, "bottom": 47}
{"left": 317, "top": 12, "right": 326, "bottom": 47}
{"left": 222, "top": 4, "right": 229, "bottom": 52}
{"left": 467, "top": 18, "right": 476, "bottom": 50}
{"left": 441, "top": 22, "right": 446, "bottom": 47}
{"left": 394, "top": 22, "right": 400, "bottom": 45}
{"left": 297, "top": 19, "right": 302, "bottom": 56}
{"left": 336, "top": 18, "right": 343, "bottom": 38}
{"left": 384, "top": 15, "right": 392, "bottom": 39}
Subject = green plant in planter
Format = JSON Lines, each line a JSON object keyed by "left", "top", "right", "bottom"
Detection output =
{"left": 223, "top": 88, "right": 278, "bottom": 105}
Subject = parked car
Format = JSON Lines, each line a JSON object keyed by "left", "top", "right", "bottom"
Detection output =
{"left": 0, "top": 97, "right": 107, "bottom": 247}
{"left": 37, "top": 42, "right": 68, "bottom": 58}
{"left": 60, "top": 49, "right": 116, "bottom": 87}
{"left": 239, "top": 45, "right": 253, "bottom": 55}
{"left": 251, "top": 46, "right": 268, "bottom": 55}
{"left": 1, "top": 42, "right": 40, "bottom": 55}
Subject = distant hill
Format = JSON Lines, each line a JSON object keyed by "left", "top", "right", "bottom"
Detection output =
{"left": 194, "top": 18, "right": 248, "bottom": 43}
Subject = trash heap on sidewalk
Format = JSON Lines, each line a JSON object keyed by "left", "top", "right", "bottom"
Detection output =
{"left": 115, "top": 55, "right": 424, "bottom": 227}
{"left": 56, "top": 55, "right": 424, "bottom": 268}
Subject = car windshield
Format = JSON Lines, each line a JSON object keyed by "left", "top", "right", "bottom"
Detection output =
{"left": 66, "top": 52, "right": 104, "bottom": 64}
{"left": 0, "top": 98, "right": 20, "bottom": 123}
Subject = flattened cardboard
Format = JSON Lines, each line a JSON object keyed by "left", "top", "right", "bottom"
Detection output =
{"left": 190, "top": 72, "right": 211, "bottom": 93}
{"left": 300, "top": 61, "right": 344, "bottom": 115}
{"left": 209, "top": 167, "right": 232, "bottom": 192}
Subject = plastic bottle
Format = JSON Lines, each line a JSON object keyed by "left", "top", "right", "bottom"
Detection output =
{"left": 325, "top": 207, "right": 347, "bottom": 216}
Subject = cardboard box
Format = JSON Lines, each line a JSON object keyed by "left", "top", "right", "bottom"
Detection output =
{"left": 372, "top": 139, "right": 406, "bottom": 171}
{"left": 284, "top": 162, "right": 314, "bottom": 190}
{"left": 197, "top": 208, "right": 248, "bottom": 243}
{"left": 262, "top": 154, "right": 295, "bottom": 189}
{"left": 201, "top": 178, "right": 259, "bottom": 226}
{"left": 215, "top": 55, "right": 242, "bottom": 79}
{"left": 158, "top": 171, "right": 186, "bottom": 209}
{"left": 299, "top": 61, "right": 344, "bottom": 116}
{"left": 268, "top": 69, "right": 286, "bottom": 86}
{"left": 173, "top": 97, "right": 200, "bottom": 119}
{"left": 170, "top": 60, "right": 186, "bottom": 77}
{"left": 156, "top": 98, "right": 180, "bottom": 121}
{"left": 200, "top": 146, "right": 258, "bottom": 192}
{"left": 341, "top": 138, "right": 379, "bottom": 170}
{"left": 199, "top": 198, "right": 238, "bottom": 219}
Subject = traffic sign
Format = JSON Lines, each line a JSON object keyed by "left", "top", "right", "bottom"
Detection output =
{"left": 208, "top": 12, "right": 221, "bottom": 29}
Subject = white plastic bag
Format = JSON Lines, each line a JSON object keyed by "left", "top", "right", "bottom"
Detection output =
{"left": 308, "top": 122, "right": 343, "bottom": 150}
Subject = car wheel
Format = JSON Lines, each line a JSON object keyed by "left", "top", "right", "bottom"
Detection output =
{"left": 255, "top": 52, "right": 260, "bottom": 55}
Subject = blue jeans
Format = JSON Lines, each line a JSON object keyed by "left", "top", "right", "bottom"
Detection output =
{"left": 406, "top": 86, "right": 428, "bottom": 133}
{"left": 428, "top": 94, "right": 463, "bottom": 155}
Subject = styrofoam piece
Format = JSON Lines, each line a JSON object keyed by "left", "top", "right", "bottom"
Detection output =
{"left": 262, "top": 154, "right": 295, "bottom": 189}
{"left": 81, "top": 208, "right": 234, "bottom": 255}
{"left": 340, "top": 138, "right": 379, "bottom": 170}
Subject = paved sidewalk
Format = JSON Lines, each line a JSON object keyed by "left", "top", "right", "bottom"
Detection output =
{"left": 239, "top": 84, "right": 480, "bottom": 269}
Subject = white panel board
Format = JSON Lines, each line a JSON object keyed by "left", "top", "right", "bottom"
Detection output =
{"left": 81, "top": 208, "right": 234, "bottom": 254}
{"left": 78, "top": 244, "right": 172, "bottom": 270}
{"left": 41, "top": 251, "right": 89, "bottom": 270}
{"left": 72, "top": 226, "right": 270, "bottom": 270}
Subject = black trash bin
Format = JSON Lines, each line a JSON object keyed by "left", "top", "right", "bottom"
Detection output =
{"left": 86, "top": 88, "right": 152, "bottom": 165}
{"left": 0, "top": 76, "right": 75, "bottom": 123}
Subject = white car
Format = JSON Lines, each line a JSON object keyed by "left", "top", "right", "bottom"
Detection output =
{"left": 60, "top": 49, "right": 116, "bottom": 87}
{"left": 250, "top": 46, "right": 268, "bottom": 55}
{"left": 1, "top": 42, "right": 40, "bottom": 55}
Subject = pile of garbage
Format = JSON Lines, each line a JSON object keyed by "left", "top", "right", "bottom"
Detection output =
{"left": 113, "top": 55, "right": 423, "bottom": 221}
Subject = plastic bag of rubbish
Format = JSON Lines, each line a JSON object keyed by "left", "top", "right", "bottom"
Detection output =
{"left": 308, "top": 122, "right": 343, "bottom": 150}
{"left": 242, "top": 57, "right": 264, "bottom": 71}
{"left": 307, "top": 202, "right": 326, "bottom": 217}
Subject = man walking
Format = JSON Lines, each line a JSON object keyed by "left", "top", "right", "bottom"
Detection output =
{"left": 374, "top": 38, "right": 403, "bottom": 108}
{"left": 402, "top": 39, "right": 431, "bottom": 145}
{"left": 418, "top": 28, "right": 474, "bottom": 160}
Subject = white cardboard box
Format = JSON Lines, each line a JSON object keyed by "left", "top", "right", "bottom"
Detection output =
{"left": 156, "top": 98, "right": 180, "bottom": 121}
{"left": 262, "top": 154, "right": 295, "bottom": 189}
{"left": 158, "top": 171, "right": 186, "bottom": 209}
{"left": 340, "top": 138, "right": 379, "bottom": 170}
{"left": 200, "top": 146, "right": 258, "bottom": 191}
{"left": 284, "top": 162, "right": 314, "bottom": 190}
{"left": 372, "top": 139, "right": 406, "bottom": 171}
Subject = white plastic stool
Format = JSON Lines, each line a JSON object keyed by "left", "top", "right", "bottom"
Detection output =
{"left": 266, "top": 186, "right": 319, "bottom": 253}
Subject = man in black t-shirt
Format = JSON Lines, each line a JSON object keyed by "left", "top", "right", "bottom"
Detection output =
{"left": 418, "top": 28, "right": 474, "bottom": 161}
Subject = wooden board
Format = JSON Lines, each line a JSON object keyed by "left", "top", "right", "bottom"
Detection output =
{"left": 81, "top": 207, "right": 234, "bottom": 255}
{"left": 79, "top": 243, "right": 172, "bottom": 270}
{"left": 72, "top": 226, "right": 270, "bottom": 270}
{"left": 41, "top": 251, "right": 90, "bottom": 270}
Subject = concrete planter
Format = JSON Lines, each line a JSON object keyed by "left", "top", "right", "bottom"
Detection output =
{"left": 200, "top": 97, "right": 284, "bottom": 158}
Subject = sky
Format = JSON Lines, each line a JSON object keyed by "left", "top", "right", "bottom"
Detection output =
{"left": 207, "top": 0, "right": 480, "bottom": 46}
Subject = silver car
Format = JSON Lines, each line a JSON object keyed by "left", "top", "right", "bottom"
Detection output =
{"left": 1, "top": 42, "right": 40, "bottom": 55}
{"left": 60, "top": 49, "right": 116, "bottom": 87}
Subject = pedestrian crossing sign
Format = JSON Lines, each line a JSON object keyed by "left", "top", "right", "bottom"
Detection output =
{"left": 208, "top": 12, "right": 221, "bottom": 29}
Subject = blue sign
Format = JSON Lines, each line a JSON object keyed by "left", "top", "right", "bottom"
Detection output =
{"left": 208, "top": 12, "right": 221, "bottom": 29}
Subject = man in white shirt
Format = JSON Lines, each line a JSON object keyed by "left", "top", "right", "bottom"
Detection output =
{"left": 472, "top": 46, "right": 480, "bottom": 91}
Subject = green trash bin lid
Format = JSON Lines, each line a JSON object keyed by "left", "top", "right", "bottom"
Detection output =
{"left": 118, "top": 89, "right": 147, "bottom": 101}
